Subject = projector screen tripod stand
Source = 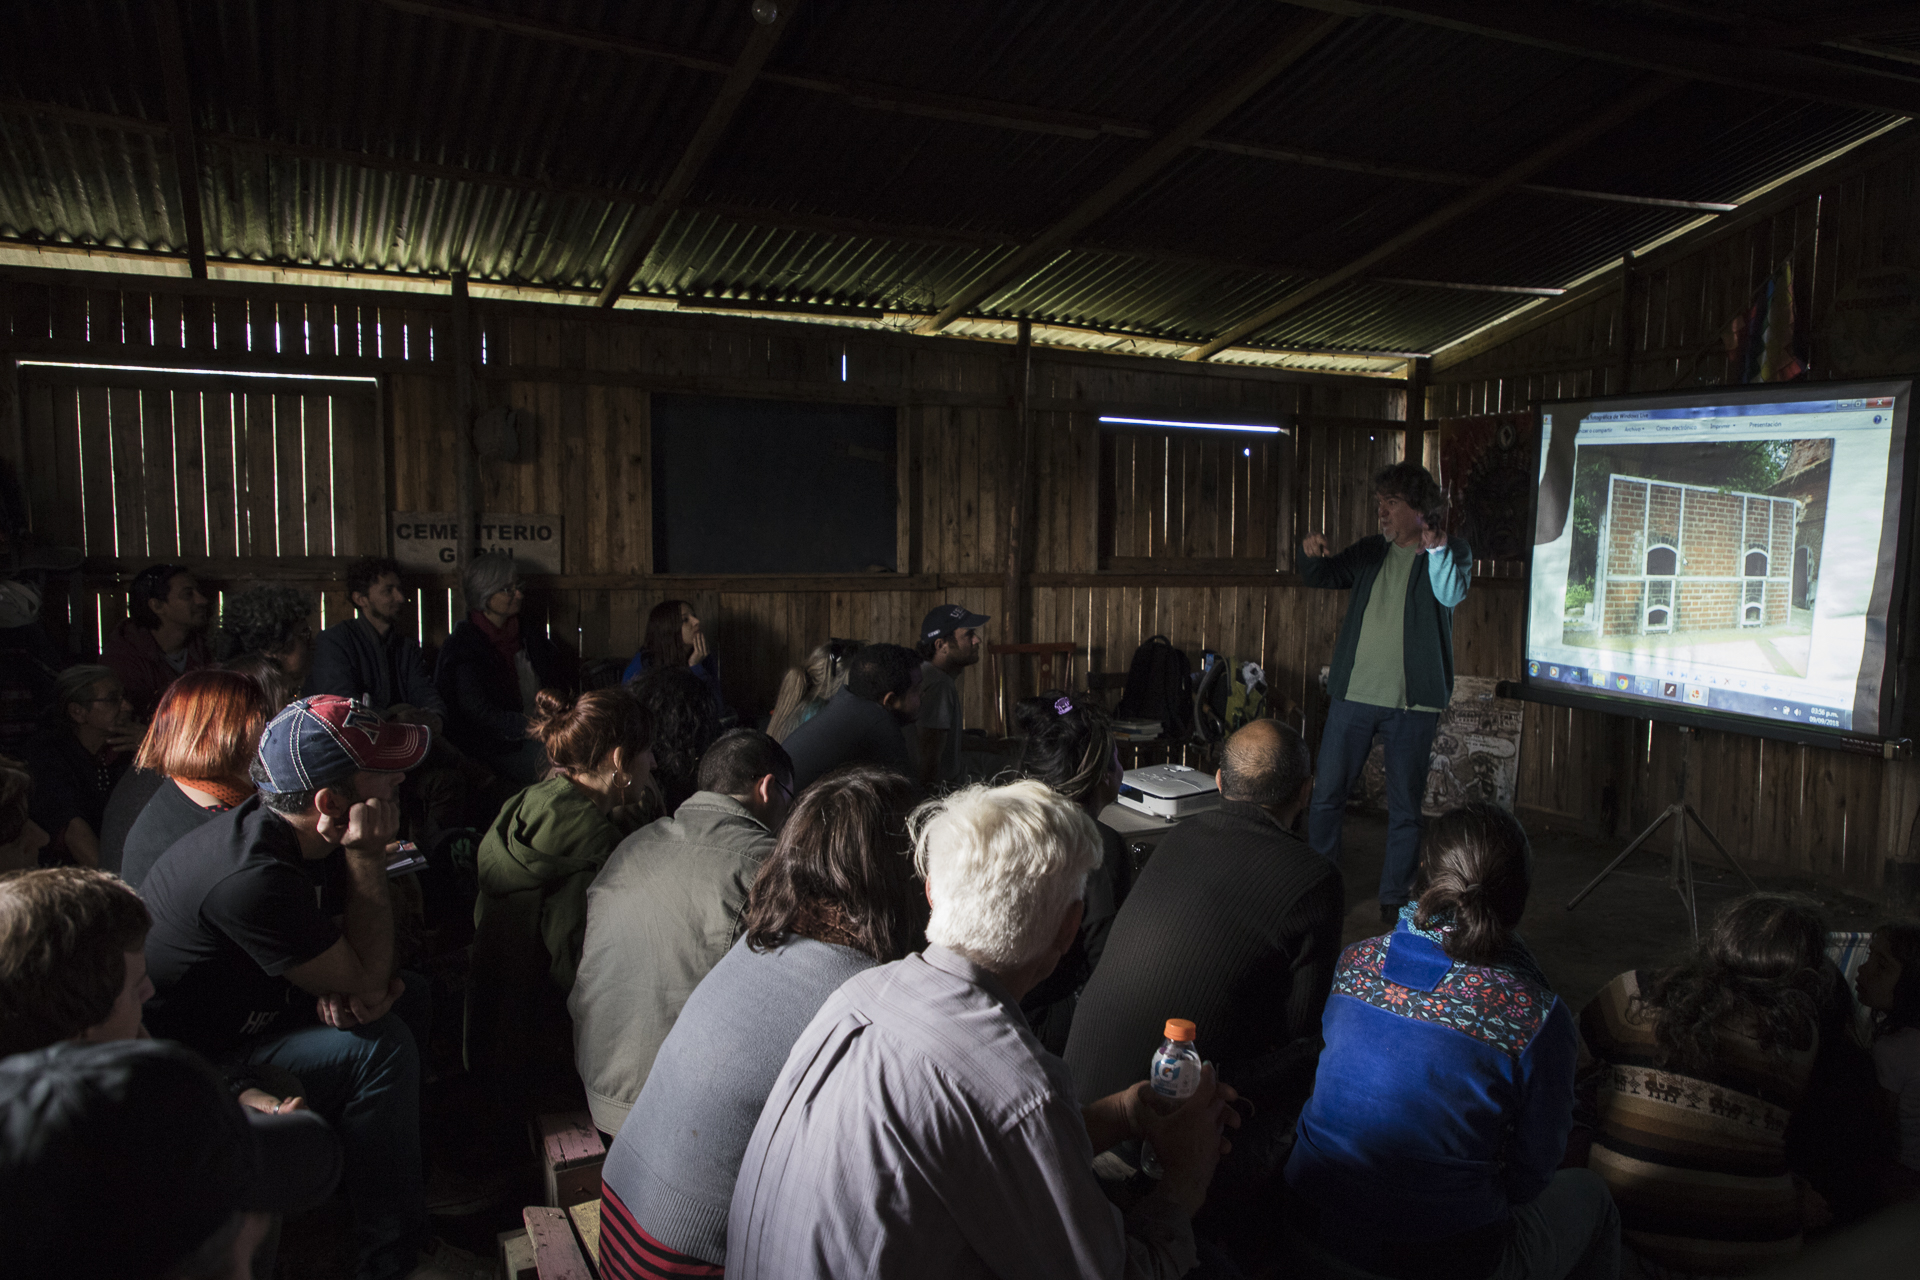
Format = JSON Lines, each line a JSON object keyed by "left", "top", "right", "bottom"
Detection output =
{"left": 1565, "top": 725, "right": 1757, "bottom": 938}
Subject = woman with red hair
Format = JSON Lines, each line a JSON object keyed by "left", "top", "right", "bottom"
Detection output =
{"left": 117, "top": 669, "right": 271, "bottom": 889}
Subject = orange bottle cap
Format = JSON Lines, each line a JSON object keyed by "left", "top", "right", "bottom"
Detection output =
{"left": 1164, "top": 1018, "right": 1196, "bottom": 1041}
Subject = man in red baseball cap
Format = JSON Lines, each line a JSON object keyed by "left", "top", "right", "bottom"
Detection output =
{"left": 138, "top": 695, "right": 480, "bottom": 1279}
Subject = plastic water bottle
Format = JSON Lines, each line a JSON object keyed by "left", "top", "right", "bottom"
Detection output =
{"left": 1139, "top": 1018, "right": 1200, "bottom": 1178}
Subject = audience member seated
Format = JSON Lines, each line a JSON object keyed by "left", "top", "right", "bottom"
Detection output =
{"left": 119, "top": 670, "right": 271, "bottom": 890}
{"left": 626, "top": 665, "right": 723, "bottom": 821}
{"left": 223, "top": 650, "right": 300, "bottom": 711}
{"left": 140, "top": 695, "right": 437, "bottom": 1280}
{"left": 212, "top": 582, "right": 316, "bottom": 688}
{"left": 913, "top": 603, "right": 989, "bottom": 791}
{"left": 0, "top": 866, "right": 156, "bottom": 1055}
{"left": 1013, "top": 691, "right": 1130, "bottom": 1054}
{"left": 624, "top": 598, "right": 724, "bottom": 717}
{"left": 1581, "top": 893, "right": 1834, "bottom": 1273}
{"left": 767, "top": 637, "right": 862, "bottom": 742}
{"left": 1067, "top": 719, "right": 1337, "bottom": 1137}
{"left": 0, "top": 590, "right": 58, "bottom": 756}
{"left": 23, "top": 664, "right": 137, "bottom": 868}
{"left": 0, "top": 757, "right": 48, "bottom": 873}
{"left": 572, "top": 729, "right": 794, "bottom": 1134}
{"left": 726, "top": 779, "right": 1239, "bottom": 1279}
{"left": 1286, "top": 804, "right": 1616, "bottom": 1280}
{"left": 1859, "top": 920, "right": 1920, "bottom": 1200}
{"left": 0, "top": 1039, "right": 341, "bottom": 1280}
{"left": 435, "top": 551, "right": 568, "bottom": 788}
{"left": 310, "top": 556, "right": 446, "bottom": 731}
{"left": 103, "top": 562, "right": 212, "bottom": 719}
{"left": 779, "top": 642, "right": 921, "bottom": 790}
{"left": 467, "top": 688, "right": 654, "bottom": 1121}
{"left": 598, "top": 764, "right": 919, "bottom": 1277}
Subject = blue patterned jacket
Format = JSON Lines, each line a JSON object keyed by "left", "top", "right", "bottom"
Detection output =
{"left": 1284, "top": 909, "right": 1576, "bottom": 1244}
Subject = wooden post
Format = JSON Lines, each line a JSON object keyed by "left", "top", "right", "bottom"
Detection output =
{"left": 451, "top": 272, "right": 477, "bottom": 581}
{"left": 999, "top": 319, "right": 1035, "bottom": 731}
{"left": 152, "top": 0, "right": 209, "bottom": 279}
{"left": 1616, "top": 250, "right": 1637, "bottom": 394}
{"left": 1404, "top": 355, "right": 1430, "bottom": 467}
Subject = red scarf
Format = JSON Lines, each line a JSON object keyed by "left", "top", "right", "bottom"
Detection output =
{"left": 173, "top": 776, "right": 253, "bottom": 808}
{"left": 469, "top": 609, "right": 523, "bottom": 664}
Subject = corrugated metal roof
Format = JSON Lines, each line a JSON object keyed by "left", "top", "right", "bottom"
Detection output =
{"left": 0, "top": 0, "right": 1912, "bottom": 364}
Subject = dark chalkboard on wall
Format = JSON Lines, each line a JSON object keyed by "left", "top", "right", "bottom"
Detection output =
{"left": 651, "top": 395, "right": 898, "bottom": 574}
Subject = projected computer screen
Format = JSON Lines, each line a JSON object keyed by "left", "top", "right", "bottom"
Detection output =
{"left": 1526, "top": 379, "right": 1913, "bottom": 739}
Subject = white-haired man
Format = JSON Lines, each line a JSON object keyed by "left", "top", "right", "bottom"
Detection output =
{"left": 727, "top": 779, "right": 1237, "bottom": 1278}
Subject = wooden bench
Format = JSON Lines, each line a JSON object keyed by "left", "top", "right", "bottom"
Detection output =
{"left": 533, "top": 1110, "right": 607, "bottom": 1209}
{"left": 519, "top": 1205, "right": 595, "bottom": 1280}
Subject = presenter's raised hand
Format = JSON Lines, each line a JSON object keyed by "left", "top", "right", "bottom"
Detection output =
{"left": 1419, "top": 524, "right": 1447, "bottom": 552}
{"left": 1302, "top": 532, "right": 1331, "bottom": 558}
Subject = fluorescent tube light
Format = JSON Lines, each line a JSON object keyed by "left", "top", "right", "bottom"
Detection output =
{"left": 1098, "top": 415, "right": 1283, "bottom": 434}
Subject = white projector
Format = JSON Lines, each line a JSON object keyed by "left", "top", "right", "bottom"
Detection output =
{"left": 1117, "top": 764, "right": 1220, "bottom": 821}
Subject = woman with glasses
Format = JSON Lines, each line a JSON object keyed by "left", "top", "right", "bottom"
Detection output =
{"left": 21, "top": 665, "right": 139, "bottom": 868}
{"left": 434, "top": 551, "right": 571, "bottom": 788}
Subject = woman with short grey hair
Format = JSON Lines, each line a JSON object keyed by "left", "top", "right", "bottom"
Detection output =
{"left": 433, "top": 551, "right": 570, "bottom": 786}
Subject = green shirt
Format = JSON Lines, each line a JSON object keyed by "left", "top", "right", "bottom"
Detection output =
{"left": 1344, "top": 542, "right": 1443, "bottom": 712}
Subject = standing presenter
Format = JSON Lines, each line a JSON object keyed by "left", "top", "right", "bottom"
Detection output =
{"left": 1299, "top": 462, "right": 1471, "bottom": 925}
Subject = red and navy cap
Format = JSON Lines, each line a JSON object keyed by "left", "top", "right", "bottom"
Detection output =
{"left": 255, "top": 695, "right": 430, "bottom": 793}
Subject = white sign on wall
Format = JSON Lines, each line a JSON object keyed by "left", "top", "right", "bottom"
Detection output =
{"left": 391, "top": 512, "right": 563, "bottom": 574}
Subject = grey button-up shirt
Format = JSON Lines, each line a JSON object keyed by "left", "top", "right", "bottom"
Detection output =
{"left": 726, "top": 944, "right": 1195, "bottom": 1279}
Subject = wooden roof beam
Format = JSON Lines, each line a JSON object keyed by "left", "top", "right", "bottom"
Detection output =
{"left": 915, "top": 11, "right": 1344, "bottom": 336}
{"left": 1184, "top": 75, "right": 1681, "bottom": 362}
{"left": 1289, "top": 1, "right": 1920, "bottom": 118}
{"left": 151, "top": 0, "right": 208, "bottom": 279}
{"left": 594, "top": 4, "right": 795, "bottom": 308}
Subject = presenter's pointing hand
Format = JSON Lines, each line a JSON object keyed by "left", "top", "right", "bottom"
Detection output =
{"left": 1302, "top": 532, "right": 1331, "bottom": 558}
{"left": 1419, "top": 525, "right": 1447, "bottom": 552}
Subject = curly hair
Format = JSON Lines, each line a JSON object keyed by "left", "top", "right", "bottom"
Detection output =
{"left": 1638, "top": 893, "right": 1827, "bottom": 1075}
{"left": 1373, "top": 461, "right": 1446, "bottom": 525}
{"left": 627, "top": 666, "right": 721, "bottom": 815}
{"left": 211, "top": 583, "right": 313, "bottom": 662}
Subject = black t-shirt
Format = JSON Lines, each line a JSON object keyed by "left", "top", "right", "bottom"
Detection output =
{"left": 141, "top": 797, "right": 342, "bottom": 1057}
{"left": 780, "top": 688, "right": 912, "bottom": 789}
{"left": 120, "top": 777, "right": 225, "bottom": 890}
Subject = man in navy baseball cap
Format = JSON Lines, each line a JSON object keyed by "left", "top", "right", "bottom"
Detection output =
{"left": 0, "top": 1038, "right": 341, "bottom": 1278}
{"left": 136, "top": 695, "right": 454, "bottom": 1279}
{"left": 914, "top": 604, "right": 992, "bottom": 790}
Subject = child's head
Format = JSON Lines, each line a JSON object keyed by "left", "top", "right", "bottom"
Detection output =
{"left": 1857, "top": 920, "right": 1920, "bottom": 1032}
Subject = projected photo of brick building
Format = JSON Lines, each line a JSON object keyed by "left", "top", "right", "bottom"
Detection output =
{"left": 1560, "top": 439, "right": 1829, "bottom": 678}
{"left": 1599, "top": 476, "right": 1797, "bottom": 636}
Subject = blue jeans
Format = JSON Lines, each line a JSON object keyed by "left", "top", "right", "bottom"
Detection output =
{"left": 235, "top": 972, "right": 432, "bottom": 1280}
{"left": 1309, "top": 698, "right": 1439, "bottom": 905}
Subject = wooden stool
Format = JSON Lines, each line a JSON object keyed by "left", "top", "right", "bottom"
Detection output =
{"left": 533, "top": 1110, "right": 607, "bottom": 1209}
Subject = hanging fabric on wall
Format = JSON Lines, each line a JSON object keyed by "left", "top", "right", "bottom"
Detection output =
{"left": 1727, "top": 260, "right": 1806, "bottom": 384}
{"left": 1436, "top": 410, "right": 1534, "bottom": 562}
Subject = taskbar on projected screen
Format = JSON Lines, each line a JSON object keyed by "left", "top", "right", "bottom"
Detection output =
{"left": 1524, "top": 660, "right": 1851, "bottom": 731}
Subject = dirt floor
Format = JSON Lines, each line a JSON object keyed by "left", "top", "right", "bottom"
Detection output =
{"left": 277, "top": 808, "right": 1898, "bottom": 1278}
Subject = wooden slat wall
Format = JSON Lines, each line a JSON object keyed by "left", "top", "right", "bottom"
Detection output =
{"left": 1425, "top": 147, "right": 1920, "bottom": 893}
{"left": 0, "top": 266, "right": 1418, "bottom": 793}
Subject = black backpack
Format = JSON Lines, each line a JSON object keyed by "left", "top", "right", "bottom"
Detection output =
{"left": 1115, "top": 635, "right": 1194, "bottom": 739}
